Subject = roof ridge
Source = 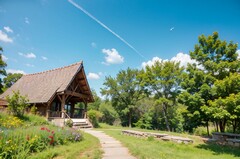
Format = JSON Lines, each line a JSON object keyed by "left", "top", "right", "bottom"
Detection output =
{"left": 24, "top": 61, "right": 83, "bottom": 76}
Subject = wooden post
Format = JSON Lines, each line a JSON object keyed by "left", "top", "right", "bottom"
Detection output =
{"left": 70, "top": 102, "right": 75, "bottom": 118}
{"left": 46, "top": 103, "right": 50, "bottom": 119}
{"left": 84, "top": 102, "right": 88, "bottom": 118}
{"left": 61, "top": 95, "right": 66, "bottom": 118}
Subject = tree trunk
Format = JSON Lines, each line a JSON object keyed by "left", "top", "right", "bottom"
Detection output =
{"left": 206, "top": 121, "right": 210, "bottom": 136}
{"left": 162, "top": 104, "right": 170, "bottom": 132}
{"left": 128, "top": 111, "right": 132, "bottom": 128}
{"left": 216, "top": 121, "right": 219, "bottom": 132}
{"left": 232, "top": 120, "right": 237, "bottom": 133}
{"left": 219, "top": 120, "right": 225, "bottom": 132}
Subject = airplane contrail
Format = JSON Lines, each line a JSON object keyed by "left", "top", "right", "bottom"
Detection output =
{"left": 68, "top": 0, "right": 145, "bottom": 59}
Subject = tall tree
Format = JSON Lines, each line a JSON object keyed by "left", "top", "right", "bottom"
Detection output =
{"left": 0, "top": 46, "right": 7, "bottom": 93}
{"left": 3, "top": 73, "right": 23, "bottom": 89}
{"left": 139, "top": 61, "right": 184, "bottom": 131}
{"left": 101, "top": 68, "right": 144, "bottom": 127}
{"left": 180, "top": 32, "right": 240, "bottom": 133}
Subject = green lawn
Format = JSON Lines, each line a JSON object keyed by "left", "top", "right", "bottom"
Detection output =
{"left": 98, "top": 124, "right": 240, "bottom": 159}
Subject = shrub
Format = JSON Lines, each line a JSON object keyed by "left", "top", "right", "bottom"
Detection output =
{"left": 99, "top": 102, "right": 120, "bottom": 125}
{"left": 193, "top": 126, "right": 208, "bottom": 136}
{"left": 65, "top": 119, "right": 73, "bottom": 128}
{"left": 30, "top": 105, "right": 37, "bottom": 114}
{"left": 6, "top": 90, "right": 29, "bottom": 117}
{"left": 87, "top": 109, "right": 102, "bottom": 128}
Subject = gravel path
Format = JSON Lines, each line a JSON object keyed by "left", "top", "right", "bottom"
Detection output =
{"left": 83, "top": 129, "right": 136, "bottom": 159}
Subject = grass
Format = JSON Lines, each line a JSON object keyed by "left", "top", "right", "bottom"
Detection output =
{"left": 28, "top": 132, "right": 102, "bottom": 159}
{"left": 97, "top": 124, "right": 240, "bottom": 159}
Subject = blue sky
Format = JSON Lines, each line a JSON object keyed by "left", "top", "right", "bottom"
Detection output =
{"left": 0, "top": 0, "right": 240, "bottom": 96}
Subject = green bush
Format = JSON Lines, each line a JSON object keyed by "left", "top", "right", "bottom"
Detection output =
{"left": 6, "top": 90, "right": 29, "bottom": 117}
{"left": 87, "top": 109, "right": 102, "bottom": 128}
{"left": 134, "top": 113, "right": 152, "bottom": 129}
{"left": 99, "top": 102, "right": 119, "bottom": 125}
{"left": 65, "top": 119, "right": 73, "bottom": 128}
{"left": 30, "top": 105, "right": 37, "bottom": 114}
{"left": 193, "top": 126, "right": 208, "bottom": 136}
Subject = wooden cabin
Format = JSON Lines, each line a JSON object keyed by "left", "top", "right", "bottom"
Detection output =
{"left": 0, "top": 61, "right": 94, "bottom": 122}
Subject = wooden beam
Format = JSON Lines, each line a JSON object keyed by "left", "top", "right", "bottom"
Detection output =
{"left": 78, "top": 78, "right": 85, "bottom": 81}
{"left": 64, "top": 90, "right": 89, "bottom": 99}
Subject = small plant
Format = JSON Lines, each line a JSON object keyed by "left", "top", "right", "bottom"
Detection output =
{"left": 87, "top": 109, "right": 103, "bottom": 128}
{"left": 65, "top": 119, "right": 73, "bottom": 128}
{"left": 30, "top": 105, "right": 37, "bottom": 114}
{"left": 6, "top": 90, "right": 29, "bottom": 117}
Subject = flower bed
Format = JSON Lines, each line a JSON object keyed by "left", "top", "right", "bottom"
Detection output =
{"left": 0, "top": 114, "right": 82, "bottom": 159}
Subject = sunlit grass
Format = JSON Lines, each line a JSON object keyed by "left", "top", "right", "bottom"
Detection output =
{"left": 98, "top": 124, "right": 240, "bottom": 159}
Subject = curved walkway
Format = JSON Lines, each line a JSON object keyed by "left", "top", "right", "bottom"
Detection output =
{"left": 83, "top": 129, "right": 136, "bottom": 159}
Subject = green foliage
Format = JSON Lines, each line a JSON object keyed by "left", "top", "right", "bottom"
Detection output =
{"left": 30, "top": 105, "right": 37, "bottom": 114}
{"left": 180, "top": 32, "right": 240, "bottom": 133}
{"left": 139, "top": 61, "right": 184, "bottom": 131}
{"left": 0, "top": 125, "right": 82, "bottom": 158}
{"left": 88, "top": 90, "right": 102, "bottom": 110}
{"left": 101, "top": 68, "right": 144, "bottom": 127}
{"left": 21, "top": 113, "right": 49, "bottom": 126}
{"left": 3, "top": 73, "right": 23, "bottom": 89}
{"left": 99, "top": 101, "right": 120, "bottom": 125}
{"left": 65, "top": 119, "right": 73, "bottom": 128}
{"left": 87, "top": 109, "right": 103, "bottom": 128}
{"left": 193, "top": 126, "right": 209, "bottom": 136}
{"left": 6, "top": 90, "right": 30, "bottom": 117}
{"left": 0, "top": 46, "right": 7, "bottom": 93}
{"left": 0, "top": 112, "right": 82, "bottom": 159}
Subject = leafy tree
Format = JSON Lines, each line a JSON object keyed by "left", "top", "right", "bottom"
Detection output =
{"left": 0, "top": 46, "right": 7, "bottom": 93}
{"left": 6, "top": 90, "right": 30, "bottom": 117}
{"left": 180, "top": 32, "right": 240, "bottom": 133}
{"left": 99, "top": 101, "right": 119, "bottom": 125}
{"left": 139, "top": 61, "right": 184, "bottom": 131}
{"left": 101, "top": 68, "right": 144, "bottom": 127}
{"left": 134, "top": 98, "right": 155, "bottom": 129}
{"left": 3, "top": 73, "right": 23, "bottom": 89}
{"left": 88, "top": 89, "right": 102, "bottom": 110}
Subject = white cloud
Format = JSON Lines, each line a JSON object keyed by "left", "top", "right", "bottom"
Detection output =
{"left": 170, "top": 52, "right": 197, "bottom": 67}
{"left": 142, "top": 53, "right": 199, "bottom": 69}
{"left": 91, "top": 42, "right": 96, "bottom": 48}
{"left": 2, "top": 55, "right": 8, "bottom": 61}
{"left": 4, "top": 26, "right": 13, "bottom": 33}
{"left": 25, "top": 17, "right": 30, "bottom": 24}
{"left": 41, "top": 56, "right": 48, "bottom": 60}
{"left": 87, "top": 72, "right": 101, "bottom": 80}
{"left": 0, "top": 30, "right": 13, "bottom": 43}
{"left": 141, "top": 57, "right": 164, "bottom": 68}
{"left": 102, "top": 48, "right": 124, "bottom": 65}
{"left": 25, "top": 63, "right": 34, "bottom": 67}
{"left": 18, "top": 52, "right": 36, "bottom": 59}
{"left": 237, "top": 49, "right": 240, "bottom": 59}
{"left": 6, "top": 69, "right": 26, "bottom": 74}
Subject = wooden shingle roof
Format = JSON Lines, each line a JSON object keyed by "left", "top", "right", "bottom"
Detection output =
{"left": 0, "top": 61, "right": 93, "bottom": 104}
